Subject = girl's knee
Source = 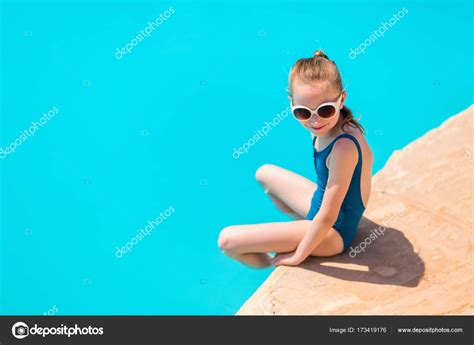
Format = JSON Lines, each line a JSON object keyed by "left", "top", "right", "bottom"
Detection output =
{"left": 255, "top": 164, "right": 277, "bottom": 184}
{"left": 217, "top": 226, "right": 239, "bottom": 254}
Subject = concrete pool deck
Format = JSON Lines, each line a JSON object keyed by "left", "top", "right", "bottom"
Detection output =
{"left": 237, "top": 105, "right": 473, "bottom": 315}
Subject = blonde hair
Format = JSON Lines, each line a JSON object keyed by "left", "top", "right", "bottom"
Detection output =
{"left": 289, "top": 50, "right": 364, "bottom": 133}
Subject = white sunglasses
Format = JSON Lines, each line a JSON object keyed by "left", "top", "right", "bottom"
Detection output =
{"left": 290, "top": 92, "right": 343, "bottom": 121}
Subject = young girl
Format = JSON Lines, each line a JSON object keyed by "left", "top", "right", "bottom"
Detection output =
{"left": 218, "top": 50, "right": 373, "bottom": 268}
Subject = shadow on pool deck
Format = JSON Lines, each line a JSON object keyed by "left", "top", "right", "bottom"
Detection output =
{"left": 301, "top": 216, "right": 424, "bottom": 288}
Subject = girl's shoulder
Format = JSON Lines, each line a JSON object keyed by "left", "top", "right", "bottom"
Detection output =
{"left": 331, "top": 126, "right": 364, "bottom": 157}
{"left": 340, "top": 125, "right": 369, "bottom": 150}
{"left": 343, "top": 123, "right": 364, "bottom": 139}
{"left": 335, "top": 126, "right": 373, "bottom": 164}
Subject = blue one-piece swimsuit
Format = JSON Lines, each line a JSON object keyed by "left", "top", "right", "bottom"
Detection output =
{"left": 305, "top": 133, "right": 365, "bottom": 252}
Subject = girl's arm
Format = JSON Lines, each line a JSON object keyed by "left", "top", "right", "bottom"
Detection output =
{"left": 272, "top": 138, "right": 359, "bottom": 266}
{"left": 296, "top": 138, "right": 359, "bottom": 260}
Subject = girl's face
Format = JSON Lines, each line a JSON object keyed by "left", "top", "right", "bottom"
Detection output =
{"left": 290, "top": 79, "right": 346, "bottom": 137}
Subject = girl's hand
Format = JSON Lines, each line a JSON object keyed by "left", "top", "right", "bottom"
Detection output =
{"left": 271, "top": 251, "right": 305, "bottom": 267}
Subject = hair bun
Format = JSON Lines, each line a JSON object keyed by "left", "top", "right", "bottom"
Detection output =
{"left": 313, "top": 49, "right": 330, "bottom": 60}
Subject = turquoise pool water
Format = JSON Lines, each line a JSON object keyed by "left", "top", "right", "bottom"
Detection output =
{"left": 0, "top": 0, "right": 472, "bottom": 315}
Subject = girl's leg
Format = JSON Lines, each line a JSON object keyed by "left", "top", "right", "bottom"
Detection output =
{"left": 255, "top": 164, "right": 316, "bottom": 219}
{"left": 218, "top": 220, "right": 344, "bottom": 268}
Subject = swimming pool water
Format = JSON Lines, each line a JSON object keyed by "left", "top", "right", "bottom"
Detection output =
{"left": 1, "top": 0, "right": 472, "bottom": 315}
